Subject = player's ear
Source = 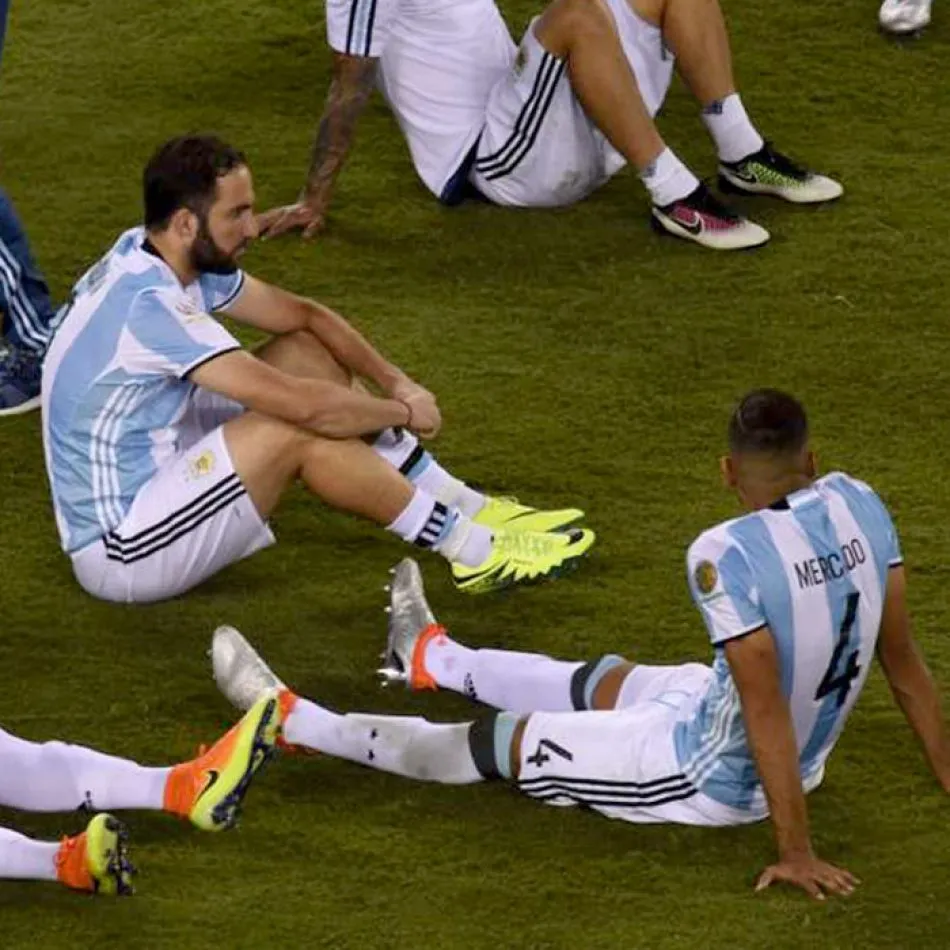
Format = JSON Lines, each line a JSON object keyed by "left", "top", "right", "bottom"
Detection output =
{"left": 720, "top": 455, "right": 736, "bottom": 489}
{"left": 169, "top": 207, "right": 198, "bottom": 243}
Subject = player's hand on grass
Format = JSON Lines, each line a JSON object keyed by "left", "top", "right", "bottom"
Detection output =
{"left": 755, "top": 854, "right": 859, "bottom": 900}
{"left": 390, "top": 378, "right": 441, "bottom": 439}
{"left": 257, "top": 201, "right": 325, "bottom": 241}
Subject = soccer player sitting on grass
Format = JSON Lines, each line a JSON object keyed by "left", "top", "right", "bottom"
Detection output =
{"left": 0, "top": 694, "right": 282, "bottom": 896}
{"left": 258, "top": 0, "right": 843, "bottom": 251}
{"left": 212, "top": 390, "right": 950, "bottom": 899}
{"left": 41, "top": 134, "right": 593, "bottom": 605}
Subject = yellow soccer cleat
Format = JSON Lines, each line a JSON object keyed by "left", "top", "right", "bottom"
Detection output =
{"left": 163, "top": 693, "right": 286, "bottom": 832}
{"left": 473, "top": 496, "right": 585, "bottom": 534}
{"left": 452, "top": 526, "right": 595, "bottom": 594}
{"left": 56, "top": 813, "right": 134, "bottom": 896}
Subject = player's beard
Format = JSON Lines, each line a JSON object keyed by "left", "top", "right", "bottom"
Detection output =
{"left": 190, "top": 214, "right": 246, "bottom": 275}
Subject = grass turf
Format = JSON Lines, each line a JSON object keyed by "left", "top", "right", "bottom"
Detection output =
{"left": 1, "top": 0, "right": 949, "bottom": 946}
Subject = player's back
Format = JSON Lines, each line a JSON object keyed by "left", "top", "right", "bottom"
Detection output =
{"left": 678, "top": 472, "right": 903, "bottom": 814}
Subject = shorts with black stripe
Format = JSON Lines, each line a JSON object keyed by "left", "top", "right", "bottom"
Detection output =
{"left": 517, "top": 663, "right": 758, "bottom": 827}
{"left": 70, "top": 396, "right": 274, "bottom": 604}
{"left": 472, "top": 5, "right": 674, "bottom": 208}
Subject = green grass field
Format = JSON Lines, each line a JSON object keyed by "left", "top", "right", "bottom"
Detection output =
{"left": 1, "top": 0, "right": 949, "bottom": 946}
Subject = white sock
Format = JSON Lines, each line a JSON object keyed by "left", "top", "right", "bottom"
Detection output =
{"left": 0, "top": 729, "right": 169, "bottom": 813}
{"left": 372, "top": 429, "right": 486, "bottom": 517}
{"left": 424, "top": 636, "right": 583, "bottom": 714}
{"left": 0, "top": 827, "right": 58, "bottom": 882}
{"left": 434, "top": 515, "right": 493, "bottom": 568}
{"left": 386, "top": 489, "right": 492, "bottom": 568}
{"left": 640, "top": 147, "right": 700, "bottom": 207}
{"left": 283, "top": 699, "right": 482, "bottom": 784}
{"left": 702, "top": 93, "right": 764, "bottom": 163}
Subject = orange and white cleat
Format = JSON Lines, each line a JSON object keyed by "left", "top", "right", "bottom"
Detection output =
{"left": 377, "top": 558, "right": 446, "bottom": 691}
{"left": 163, "top": 694, "right": 284, "bottom": 832}
{"left": 56, "top": 813, "right": 134, "bottom": 896}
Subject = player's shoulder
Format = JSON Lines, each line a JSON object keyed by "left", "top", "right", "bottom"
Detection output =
{"left": 687, "top": 514, "right": 751, "bottom": 565}
{"left": 818, "top": 470, "right": 892, "bottom": 517}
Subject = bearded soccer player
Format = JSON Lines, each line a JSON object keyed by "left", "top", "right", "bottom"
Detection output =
{"left": 213, "top": 390, "right": 949, "bottom": 898}
{"left": 0, "top": 694, "right": 282, "bottom": 896}
{"left": 41, "top": 135, "right": 593, "bottom": 604}
{"left": 259, "top": 0, "right": 842, "bottom": 250}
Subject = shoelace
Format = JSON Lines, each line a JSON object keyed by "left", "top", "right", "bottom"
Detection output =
{"left": 495, "top": 529, "right": 560, "bottom": 560}
{"left": 687, "top": 183, "right": 740, "bottom": 222}
{"left": 757, "top": 142, "right": 809, "bottom": 181}
{"left": 0, "top": 345, "right": 42, "bottom": 384}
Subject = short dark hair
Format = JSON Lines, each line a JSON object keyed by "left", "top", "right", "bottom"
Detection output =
{"left": 728, "top": 389, "right": 809, "bottom": 456}
{"left": 143, "top": 135, "right": 247, "bottom": 230}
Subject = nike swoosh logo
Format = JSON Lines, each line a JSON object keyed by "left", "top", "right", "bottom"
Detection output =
{"left": 196, "top": 769, "right": 220, "bottom": 801}
{"left": 671, "top": 210, "right": 704, "bottom": 236}
{"left": 728, "top": 167, "right": 759, "bottom": 184}
{"left": 458, "top": 562, "right": 508, "bottom": 587}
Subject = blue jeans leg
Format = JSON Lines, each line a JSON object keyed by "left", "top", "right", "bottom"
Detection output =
{"left": 0, "top": 187, "right": 55, "bottom": 354}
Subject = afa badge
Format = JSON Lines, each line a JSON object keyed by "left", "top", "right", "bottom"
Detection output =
{"left": 187, "top": 449, "right": 216, "bottom": 481}
{"left": 694, "top": 560, "right": 718, "bottom": 596}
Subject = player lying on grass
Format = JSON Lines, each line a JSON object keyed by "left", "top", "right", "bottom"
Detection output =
{"left": 259, "top": 0, "right": 842, "bottom": 251}
{"left": 0, "top": 694, "right": 282, "bottom": 896}
{"left": 212, "top": 389, "right": 950, "bottom": 899}
{"left": 42, "top": 134, "right": 594, "bottom": 605}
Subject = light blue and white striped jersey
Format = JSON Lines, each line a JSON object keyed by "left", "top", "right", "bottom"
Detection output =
{"left": 674, "top": 472, "right": 903, "bottom": 814}
{"left": 42, "top": 227, "right": 246, "bottom": 554}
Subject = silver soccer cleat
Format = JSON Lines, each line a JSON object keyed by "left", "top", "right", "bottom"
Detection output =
{"left": 211, "top": 625, "right": 286, "bottom": 712}
{"left": 377, "top": 558, "right": 440, "bottom": 688}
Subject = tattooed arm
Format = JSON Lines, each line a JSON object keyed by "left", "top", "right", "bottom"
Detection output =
{"left": 258, "top": 53, "right": 378, "bottom": 240}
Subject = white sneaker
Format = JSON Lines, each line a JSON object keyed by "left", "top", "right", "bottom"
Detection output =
{"left": 210, "top": 625, "right": 286, "bottom": 712}
{"left": 879, "top": 0, "right": 932, "bottom": 34}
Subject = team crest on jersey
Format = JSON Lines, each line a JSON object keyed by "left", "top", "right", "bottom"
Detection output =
{"left": 186, "top": 449, "right": 216, "bottom": 480}
{"left": 694, "top": 560, "right": 719, "bottom": 596}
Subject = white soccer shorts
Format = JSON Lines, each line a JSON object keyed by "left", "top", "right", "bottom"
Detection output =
{"left": 472, "top": 1, "right": 675, "bottom": 207}
{"left": 516, "top": 663, "right": 762, "bottom": 826}
{"left": 70, "top": 389, "right": 274, "bottom": 604}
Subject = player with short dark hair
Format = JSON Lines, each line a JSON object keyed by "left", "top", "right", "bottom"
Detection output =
{"left": 42, "top": 134, "right": 594, "bottom": 604}
{"left": 213, "top": 389, "right": 950, "bottom": 899}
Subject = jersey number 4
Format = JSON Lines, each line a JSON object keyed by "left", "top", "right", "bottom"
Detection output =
{"left": 814, "top": 592, "right": 862, "bottom": 709}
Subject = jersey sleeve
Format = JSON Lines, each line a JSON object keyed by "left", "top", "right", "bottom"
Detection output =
{"left": 197, "top": 270, "right": 246, "bottom": 313}
{"left": 125, "top": 288, "right": 241, "bottom": 379}
{"left": 326, "top": 0, "right": 395, "bottom": 57}
{"left": 687, "top": 531, "right": 767, "bottom": 647}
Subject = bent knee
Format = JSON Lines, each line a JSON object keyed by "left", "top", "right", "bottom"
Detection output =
{"left": 537, "top": 0, "right": 618, "bottom": 51}
{"left": 571, "top": 655, "right": 634, "bottom": 710}
{"left": 256, "top": 329, "right": 351, "bottom": 384}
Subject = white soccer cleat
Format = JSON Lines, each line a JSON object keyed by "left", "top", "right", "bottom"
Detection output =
{"left": 879, "top": 0, "right": 932, "bottom": 34}
{"left": 211, "top": 625, "right": 286, "bottom": 712}
{"left": 719, "top": 143, "right": 844, "bottom": 205}
{"left": 377, "top": 559, "right": 445, "bottom": 690}
{"left": 651, "top": 183, "right": 770, "bottom": 251}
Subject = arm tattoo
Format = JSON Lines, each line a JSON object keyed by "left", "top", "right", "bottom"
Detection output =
{"left": 304, "top": 53, "right": 378, "bottom": 205}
